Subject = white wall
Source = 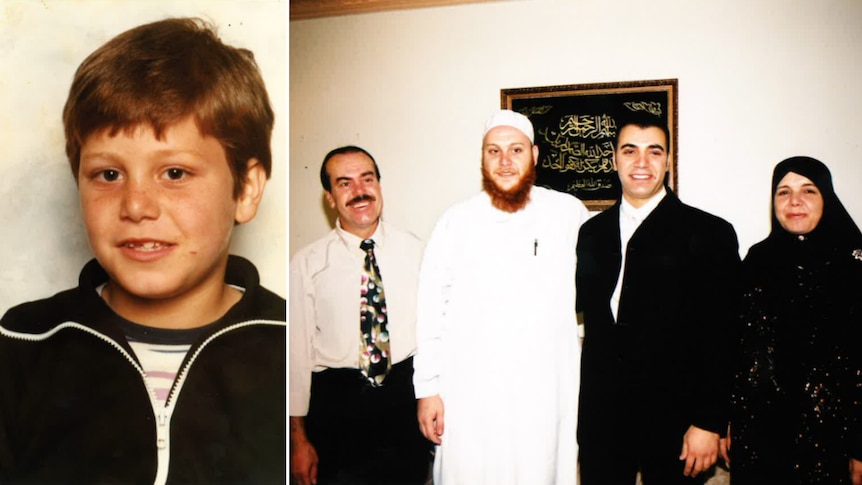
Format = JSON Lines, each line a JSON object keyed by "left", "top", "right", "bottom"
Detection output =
{"left": 0, "top": 0, "right": 287, "bottom": 314}
{"left": 289, "top": 0, "right": 862, "bottom": 259}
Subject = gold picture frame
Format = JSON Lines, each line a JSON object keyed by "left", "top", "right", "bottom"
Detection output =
{"left": 501, "top": 79, "right": 678, "bottom": 211}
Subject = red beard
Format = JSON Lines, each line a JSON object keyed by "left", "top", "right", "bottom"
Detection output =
{"left": 481, "top": 163, "right": 536, "bottom": 213}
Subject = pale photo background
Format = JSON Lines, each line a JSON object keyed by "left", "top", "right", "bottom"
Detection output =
{"left": 0, "top": 0, "right": 287, "bottom": 314}
{"left": 291, "top": 3, "right": 862, "bottom": 481}
{"left": 290, "top": 0, "right": 862, "bottom": 262}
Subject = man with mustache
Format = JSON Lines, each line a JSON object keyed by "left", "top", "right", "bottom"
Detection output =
{"left": 290, "top": 146, "right": 432, "bottom": 485}
{"left": 414, "top": 110, "right": 590, "bottom": 484}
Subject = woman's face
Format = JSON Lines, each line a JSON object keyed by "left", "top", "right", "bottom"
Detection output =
{"left": 774, "top": 171, "right": 824, "bottom": 235}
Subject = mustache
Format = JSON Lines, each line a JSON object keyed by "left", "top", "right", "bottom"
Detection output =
{"left": 346, "top": 194, "right": 376, "bottom": 206}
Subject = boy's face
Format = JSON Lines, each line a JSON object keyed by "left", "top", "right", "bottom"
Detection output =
{"left": 77, "top": 116, "right": 263, "bottom": 305}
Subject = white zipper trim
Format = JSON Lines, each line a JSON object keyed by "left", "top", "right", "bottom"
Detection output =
{"left": 153, "top": 319, "right": 284, "bottom": 485}
{"left": 1, "top": 322, "right": 146, "bottom": 376}
{"left": 165, "top": 319, "right": 285, "bottom": 406}
{"left": 2, "top": 318, "right": 285, "bottom": 485}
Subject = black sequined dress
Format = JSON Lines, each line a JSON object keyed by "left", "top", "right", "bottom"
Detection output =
{"left": 730, "top": 157, "right": 862, "bottom": 485}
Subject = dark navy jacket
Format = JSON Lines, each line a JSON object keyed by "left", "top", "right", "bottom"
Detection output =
{"left": 0, "top": 256, "right": 286, "bottom": 484}
{"left": 576, "top": 190, "right": 740, "bottom": 448}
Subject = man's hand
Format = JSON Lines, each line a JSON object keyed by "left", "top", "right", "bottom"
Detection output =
{"left": 290, "top": 416, "right": 319, "bottom": 485}
{"left": 679, "top": 425, "right": 720, "bottom": 477}
{"left": 850, "top": 457, "right": 862, "bottom": 485}
{"left": 417, "top": 395, "right": 445, "bottom": 445}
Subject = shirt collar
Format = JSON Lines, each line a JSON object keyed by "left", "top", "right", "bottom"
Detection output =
{"left": 335, "top": 218, "right": 386, "bottom": 251}
{"left": 621, "top": 186, "right": 666, "bottom": 223}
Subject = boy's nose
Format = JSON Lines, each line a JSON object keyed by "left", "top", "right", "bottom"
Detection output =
{"left": 120, "top": 182, "right": 160, "bottom": 221}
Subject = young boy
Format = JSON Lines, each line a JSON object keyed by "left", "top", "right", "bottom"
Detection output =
{"left": 0, "top": 18, "right": 285, "bottom": 484}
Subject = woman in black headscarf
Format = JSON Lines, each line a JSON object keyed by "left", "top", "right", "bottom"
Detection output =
{"left": 730, "top": 156, "right": 862, "bottom": 484}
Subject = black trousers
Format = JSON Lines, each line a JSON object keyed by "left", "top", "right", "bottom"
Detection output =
{"left": 306, "top": 357, "right": 432, "bottom": 485}
{"left": 580, "top": 447, "right": 707, "bottom": 485}
{"left": 580, "top": 416, "right": 706, "bottom": 485}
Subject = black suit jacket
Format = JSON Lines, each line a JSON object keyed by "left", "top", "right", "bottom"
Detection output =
{"left": 576, "top": 190, "right": 740, "bottom": 448}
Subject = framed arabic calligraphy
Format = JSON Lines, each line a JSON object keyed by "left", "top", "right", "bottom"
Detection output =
{"left": 501, "top": 79, "right": 678, "bottom": 211}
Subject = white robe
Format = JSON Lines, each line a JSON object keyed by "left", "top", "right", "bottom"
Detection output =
{"left": 414, "top": 186, "right": 590, "bottom": 485}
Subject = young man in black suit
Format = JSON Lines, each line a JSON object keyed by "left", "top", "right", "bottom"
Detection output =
{"left": 576, "top": 112, "right": 740, "bottom": 485}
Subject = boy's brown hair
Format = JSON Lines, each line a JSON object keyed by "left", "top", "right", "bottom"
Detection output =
{"left": 63, "top": 17, "right": 274, "bottom": 197}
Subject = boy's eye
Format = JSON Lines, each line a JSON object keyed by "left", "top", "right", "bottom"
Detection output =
{"left": 97, "top": 169, "right": 122, "bottom": 182}
{"left": 163, "top": 168, "right": 187, "bottom": 181}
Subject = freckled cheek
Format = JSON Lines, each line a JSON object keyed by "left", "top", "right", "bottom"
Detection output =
{"left": 79, "top": 193, "right": 114, "bottom": 225}
{"left": 78, "top": 198, "right": 115, "bottom": 252}
{"left": 179, "top": 193, "right": 237, "bottom": 239}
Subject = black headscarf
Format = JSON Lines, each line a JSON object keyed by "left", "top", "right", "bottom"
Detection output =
{"left": 768, "top": 156, "right": 862, "bottom": 252}
{"left": 734, "top": 156, "right": 862, "bottom": 483}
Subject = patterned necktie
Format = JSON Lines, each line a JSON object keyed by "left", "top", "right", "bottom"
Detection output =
{"left": 359, "top": 239, "right": 391, "bottom": 386}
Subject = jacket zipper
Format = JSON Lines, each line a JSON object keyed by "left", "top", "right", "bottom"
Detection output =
{"left": 1, "top": 319, "right": 285, "bottom": 485}
{"left": 153, "top": 319, "right": 284, "bottom": 485}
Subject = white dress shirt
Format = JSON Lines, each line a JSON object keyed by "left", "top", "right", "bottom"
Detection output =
{"left": 611, "top": 187, "right": 666, "bottom": 321}
{"left": 288, "top": 219, "right": 424, "bottom": 416}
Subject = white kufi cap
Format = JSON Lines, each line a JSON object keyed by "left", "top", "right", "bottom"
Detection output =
{"left": 483, "top": 109, "right": 534, "bottom": 143}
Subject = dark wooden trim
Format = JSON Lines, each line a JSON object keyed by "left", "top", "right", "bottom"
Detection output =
{"left": 290, "top": 0, "right": 499, "bottom": 20}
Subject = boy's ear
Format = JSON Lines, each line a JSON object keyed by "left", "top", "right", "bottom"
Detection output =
{"left": 234, "top": 158, "right": 267, "bottom": 224}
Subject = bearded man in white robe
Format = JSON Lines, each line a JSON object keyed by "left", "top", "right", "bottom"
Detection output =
{"left": 413, "top": 110, "right": 590, "bottom": 485}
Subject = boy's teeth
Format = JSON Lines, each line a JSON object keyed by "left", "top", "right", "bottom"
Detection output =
{"left": 127, "top": 241, "right": 163, "bottom": 251}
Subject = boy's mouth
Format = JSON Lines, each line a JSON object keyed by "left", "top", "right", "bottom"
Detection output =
{"left": 119, "top": 240, "right": 174, "bottom": 252}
